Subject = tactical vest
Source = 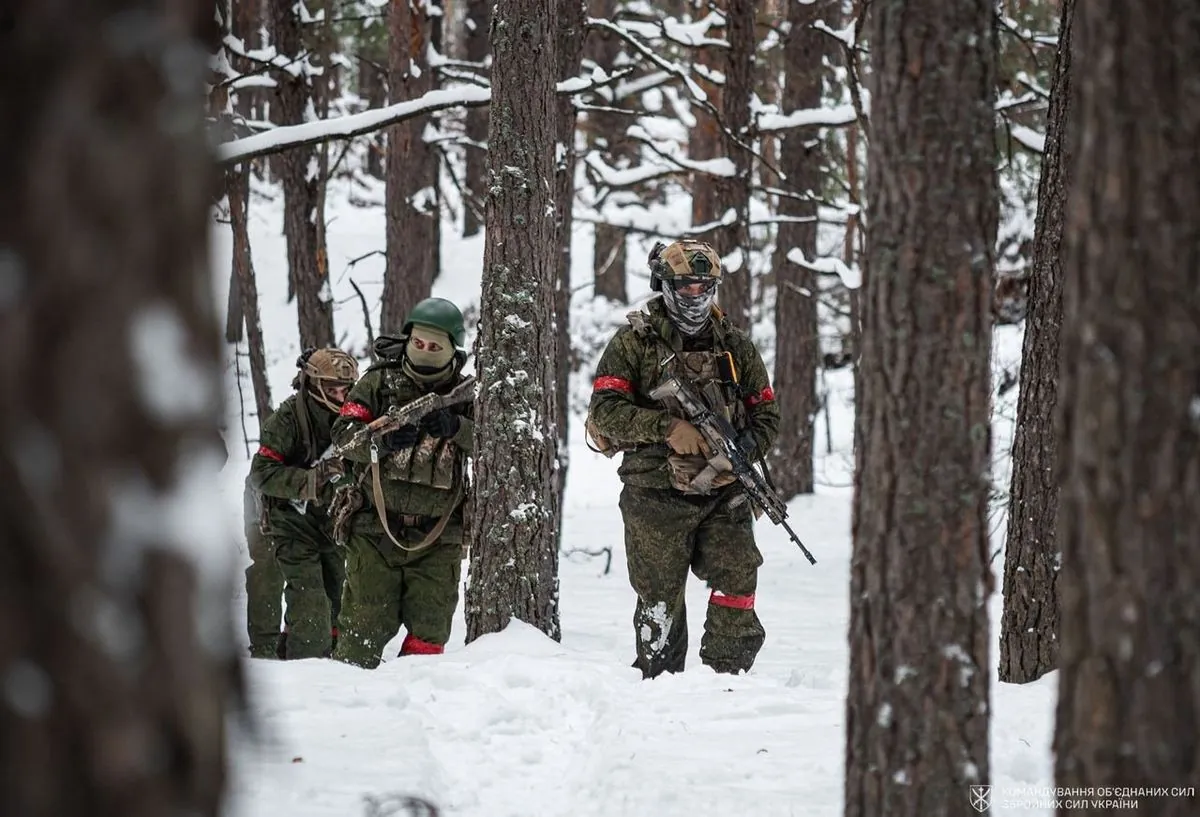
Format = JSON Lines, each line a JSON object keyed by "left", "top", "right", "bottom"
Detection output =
{"left": 626, "top": 310, "right": 748, "bottom": 431}
{"left": 378, "top": 367, "right": 466, "bottom": 492}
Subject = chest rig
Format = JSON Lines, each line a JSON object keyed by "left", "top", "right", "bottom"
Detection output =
{"left": 379, "top": 367, "right": 464, "bottom": 492}
{"left": 629, "top": 311, "right": 747, "bottom": 430}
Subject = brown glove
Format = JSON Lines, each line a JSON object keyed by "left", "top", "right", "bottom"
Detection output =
{"left": 303, "top": 458, "right": 345, "bottom": 502}
{"left": 666, "top": 417, "right": 710, "bottom": 457}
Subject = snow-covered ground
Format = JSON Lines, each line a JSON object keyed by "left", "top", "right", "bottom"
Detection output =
{"left": 213, "top": 178, "right": 1055, "bottom": 817}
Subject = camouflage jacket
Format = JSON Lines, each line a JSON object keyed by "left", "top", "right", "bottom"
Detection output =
{"left": 249, "top": 391, "right": 339, "bottom": 518}
{"left": 332, "top": 363, "right": 474, "bottom": 529}
{"left": 588, "top": 297, "right": 781, "bottom": 489}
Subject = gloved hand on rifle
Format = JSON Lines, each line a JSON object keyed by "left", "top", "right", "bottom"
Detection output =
{"left": 665, "top": 417, "right": 711, "bottom": 457}
{"left": 735, "top": 429, "right": 757, "bottom": 460}
{"left": 303, "top": 458, "right": 345, "bottom": 502}
{"left": 379, "top": 424, "right": 421, "bottom": 452}
{"left": 419, "top": 408, "right": 461, "bottom": 439}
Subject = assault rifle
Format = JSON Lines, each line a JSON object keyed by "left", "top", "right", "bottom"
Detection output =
{"left": 649, "top": 376, "right": 817, "bottom": 565}
{"left": 334, "top": 375, "right": 477, "bottom": 458}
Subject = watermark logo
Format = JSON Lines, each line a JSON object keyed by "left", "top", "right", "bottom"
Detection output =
{"left": 970, "top": 785, "right": 992, "bottom": 812}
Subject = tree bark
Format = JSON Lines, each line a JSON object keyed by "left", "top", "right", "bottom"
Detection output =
{"left": 690, "top": 0, "right": 753, "bottom": 328}
{"left": 553, "top": 0, "right": 584, "bottom": 546}
{"left": 767, "top": 0, "right": 832, "bottom": 499}
{"left": 0, "top": 2, "right": 237, "bottom": 814}
{"left": 465, "top": 0, "right": 562, "bottom": 643}
{"left": 272, "top": 0, "right": 335, "bottom": 349}
{"left": 1053, "top": 2, "right": 1200, "bottom": 811}
{"left": 844, "top": 1, "right": 997, "bottom": 814}
{"left": 380, "top": 0, "right": 440, "bottom": 335}
{"left": 227, "top": 166, "right": 275, "bottom": 426}
{"left": 998, "top": 0, "right": 1075, "bottom": 686}
{"left": 461, "top": 0, "right": 490, "bottom": 237}
{"left": 586, "top": 0, "right": 630, "bottom": 304}
{"left": 376, "top": 0, "right": 439, "bottom": 333}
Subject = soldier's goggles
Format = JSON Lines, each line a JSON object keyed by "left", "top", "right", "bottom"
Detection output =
{"left": 670, "top": 277, "right": 717, "bottom": 295}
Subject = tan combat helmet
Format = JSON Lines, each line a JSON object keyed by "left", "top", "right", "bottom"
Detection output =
{"left": 302, "top": 348, "right": 359, "bottom": 412}
{"left": 651, "top": 239, "right": 722, "bottom": 290}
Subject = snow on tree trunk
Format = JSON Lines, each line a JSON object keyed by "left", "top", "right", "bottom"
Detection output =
{"left": 1053, "top": 1, "right": 1200, "bottom": 804}
{"left": 381, "top": 0, "right": 439, "bottom": 336}
{"left": 272, "top": 0, "right": 335, "bottom": 349}
{"left": 998, "top": 0, "right": 1075, "bottom": 686}
{"left": 464, "top": 0, "right": 562, "bottom": 643}
{"left": 844, "top": 1, "right": 997, "bottom": 814}
{"left": 767, "top": 0, "right": 833, "bottom": 500}
{"left": 0, "top": 1, "right": 237, "bottom": 813}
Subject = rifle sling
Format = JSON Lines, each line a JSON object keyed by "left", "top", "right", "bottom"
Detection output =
{"left": 370, "top": 456, "right": 463, "bottom": 553}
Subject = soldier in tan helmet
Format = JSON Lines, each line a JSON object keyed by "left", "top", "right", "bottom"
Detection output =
{"left": 587, "top": 240, "right": 780, "bottom": 679}
{"left": 248, "top": 347, "right": 360, "bottom": 660}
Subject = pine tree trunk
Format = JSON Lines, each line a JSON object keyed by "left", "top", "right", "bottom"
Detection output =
{"left": 998, "top": 0, "right": 1075, "bottom": 686}
{"left": 553, "top": 0, "right": 584, "bottom": 545}
{"left": 380, "top": 0, "right": 440, "bottom": 335}
{"left": 587, "top": 0, "right": 630, "bottom": 304}
{"left": 272, "top": 0, "right": 335, "bottom": 349}
{"left": 690, "top": 0, "right": 752, "bottom": 328}
{"left": 0, "top": 2, "right": 237, "bottom": 813}
{"left": 465, "top": 0, "right": 562, "bottom": 643}
{"left": 1053, "top": 3, "right": 1200, "bottom": 810}
{"left": 767, "top": 0, "right": 832, "bottom": 499}
{"left": 844, "top": 1, "right": 997, "bottom": 814}
{"left": 227, "top": 166, "right": 275, "bottom": 425}
{"left": 711, "top": 0, "right": 753, "bottom": 328}
{"left": 461, "top": 0, "right": 490, "bottom": 238}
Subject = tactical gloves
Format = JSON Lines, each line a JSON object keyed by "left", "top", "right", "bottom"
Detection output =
{"left": 666, "top": 417, "right": 710, "bottom": 457}
{"left": 420, "top": 409, "right": 461, "bottom": 439}
{"left": 736, "top": 430, "right": 757, "bottom": 460}
{"left": 303, "top": 458, "right": 345, "bottom": 502}
{"left": 380, "top": 425, "right": 421, "bottom": 451}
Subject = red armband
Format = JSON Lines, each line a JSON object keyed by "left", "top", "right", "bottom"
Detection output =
{"left": 593, "top": 375, "right": 633, "bottom": 395}
{"left": 339, "top": 401, "right": 374, "bottom": 422}
{"left": 256, "top": 445, "right": 285, "bottom": 463}
{"left": 744, "top": 386, "right": 775, "bottom": 407}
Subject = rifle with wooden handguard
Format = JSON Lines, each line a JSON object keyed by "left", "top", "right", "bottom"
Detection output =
{"left": 333, "top": 375, "right": 478, "bottom": 458}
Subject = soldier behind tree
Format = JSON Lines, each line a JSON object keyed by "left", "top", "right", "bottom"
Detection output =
{"left": 249, "top": 348, "right": 359, "bottom": 660}
{"left": 587, "top": 240, "right": 781, "bottom": 679}
{"left": 330, "top": 297, "right": 474, "bottom": 668}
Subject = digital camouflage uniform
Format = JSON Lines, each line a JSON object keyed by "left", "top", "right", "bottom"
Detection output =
{"left": 331, "top": 298, "right": 474, "bottom": 668}
{"left": 250, "top": 349, "right": 358, "bottom": 660}
{"left": 588, "top": 242, "right": 780, "bottom": 679}
{"left": 243, "top": 474, "right": 284, "bottom": 658}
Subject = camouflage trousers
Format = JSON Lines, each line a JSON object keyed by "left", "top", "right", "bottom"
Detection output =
{"left": 333, "top": 518, "right": 463, "bottom": 670}
{"left": 267, "top": 504, "right": 345, "bottom": 660}
{"left": 244, "top": 482, "right": 284, "bottom": 658}
{"left": 619, "top": 484, "right": 766, "bottom": 679}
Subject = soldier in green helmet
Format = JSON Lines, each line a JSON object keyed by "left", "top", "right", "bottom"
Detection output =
{"left": 330, "top": 297, "right": 475, "bottom": 668}
{"left": 587, "top": 240, "right": 781, "bottom": 679}
{"left": 249, "top": 347, "right": 360, "bottom": 660}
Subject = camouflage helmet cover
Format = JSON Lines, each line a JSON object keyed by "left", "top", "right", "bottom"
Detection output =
{"left": 403, "top": 297, "right": 467, "bottom": 349}
{"left": 303, "top": 348, "right": 359, "bottom": 386}
{"left": 657, "top": 240, "right": 722, "bottom": 281}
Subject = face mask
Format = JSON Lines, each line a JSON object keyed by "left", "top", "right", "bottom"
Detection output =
{"left": 404, "top": 325, "right": 456, "bottom": 377}
{"left": 661, "top": 282, "right": 717, "bottom": 336}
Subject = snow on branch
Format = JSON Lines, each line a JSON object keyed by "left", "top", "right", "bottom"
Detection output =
{"left": 625, "top": 124, "right": 736, "bottom": 177}
{"left": 1008, "top": 123, "right": 1045, "bottom": 153}
{"left": 786, "top": 248, "right": 861, "bottom": 290}
{"left": 583, "top": 151, "right": 680, "bottom": 188}
{"left": 756, "top": 103, "right": 857, "bottom": 132}
{"left": 216, "top": 86, "right": 491, "bottom": 165}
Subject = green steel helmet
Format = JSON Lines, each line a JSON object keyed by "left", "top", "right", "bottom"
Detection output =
{"left": 402, "top": 297, "right": 466, "bottom": 349}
